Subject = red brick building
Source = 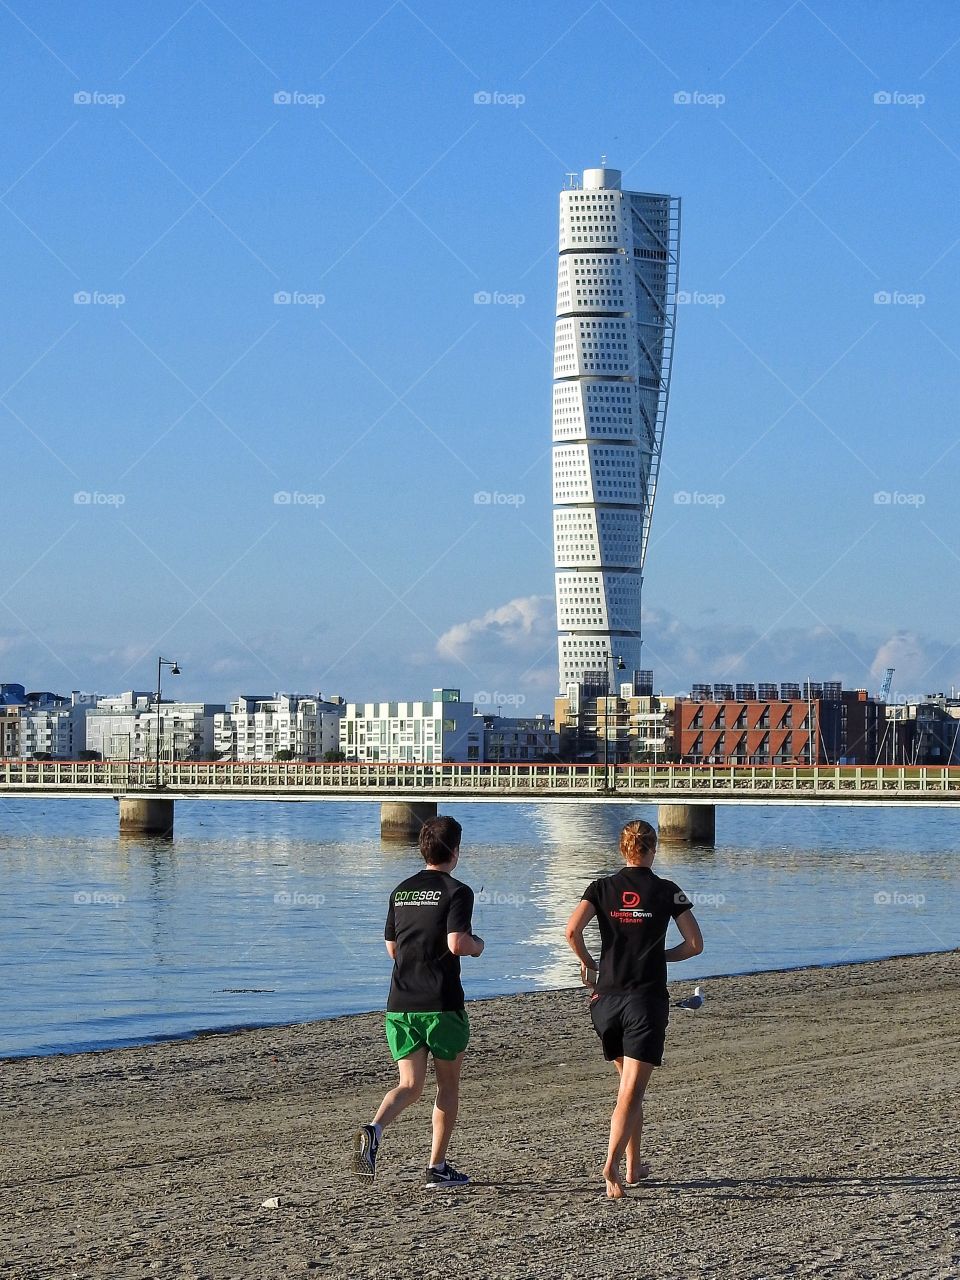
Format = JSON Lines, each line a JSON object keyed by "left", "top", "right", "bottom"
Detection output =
{"left": 677, "top": 686, "right": 882, "bottom": 765}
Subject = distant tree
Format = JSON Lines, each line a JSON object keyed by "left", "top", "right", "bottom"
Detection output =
{"left": 323, "top": 748, "right": 346, "bottom": 762}
{"left": 275, "top": 749, "right": 296, "bottom": 762}
{"left": 78, "top": 750, "right": 101, "bottom": 761}
{"left": 32, "top": 752, "right": 54, "bottom": 761}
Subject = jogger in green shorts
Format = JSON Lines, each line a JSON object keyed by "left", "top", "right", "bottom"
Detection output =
{"left": 353, "top": 815, "right": 484, "bottom": 1189}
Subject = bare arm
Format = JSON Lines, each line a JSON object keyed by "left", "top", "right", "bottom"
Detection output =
{"left": 448, "top": 930, "right": 484, "bottom": 958}
{"left": 665, "top": 910, "right": 703, "bottom": 962}
{"left": 565, "top": 900, "right": 599, "bottom": 981}
{"left": 385, "top": 940, "right": 397, "bottom": 959}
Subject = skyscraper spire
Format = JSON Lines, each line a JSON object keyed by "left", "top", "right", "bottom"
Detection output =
{"left": 552, "top": 164, "right": 680, "bottom": 693}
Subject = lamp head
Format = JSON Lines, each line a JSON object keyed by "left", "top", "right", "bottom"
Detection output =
{"left": 170, "top": 664, "right": 181, "bottom": 676}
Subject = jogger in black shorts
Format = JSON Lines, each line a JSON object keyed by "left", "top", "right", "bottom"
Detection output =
{"left": 565, "top": 819, "right": 703, "bottom": 1199}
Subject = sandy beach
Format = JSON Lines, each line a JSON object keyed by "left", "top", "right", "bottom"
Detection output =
{"left": 2, "top": 950, "right": 958, "bottom": 1280}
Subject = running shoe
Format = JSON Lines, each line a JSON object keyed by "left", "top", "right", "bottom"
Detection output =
{"left": 423, "top": 1162, "right": 470, "bottom": 1189}
{"left": 353, "top": 1124, "right": 379, "bottom": 1179}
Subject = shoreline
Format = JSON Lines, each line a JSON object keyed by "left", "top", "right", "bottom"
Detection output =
{"left": 2, "top": 949, "right": 958, "bottom": 1279}
{"left": 4, "top": 941, "right": 957, "bottom": 1065}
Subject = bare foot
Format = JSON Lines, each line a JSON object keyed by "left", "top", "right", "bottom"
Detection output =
{"left": 602, "top": 1164, "right": 625, "bottom": 1199}
{"left": 624, "top": 1161, "right": 651, "bottom": 1185}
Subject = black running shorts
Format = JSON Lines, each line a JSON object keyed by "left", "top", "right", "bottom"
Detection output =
{"left": 589, "top": 990, "right": 670, "bottom": 1066}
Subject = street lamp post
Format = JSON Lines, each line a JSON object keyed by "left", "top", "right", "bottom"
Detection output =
{"left": 604, "top": 652, "right": 626, "bottom": 791}
{"left": 155, "top": 656, "right": 181, "bottom": 789}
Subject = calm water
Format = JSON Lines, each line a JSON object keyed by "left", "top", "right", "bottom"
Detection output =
{"left": 0, "top": 798, "right": 956, "bottom": 1057}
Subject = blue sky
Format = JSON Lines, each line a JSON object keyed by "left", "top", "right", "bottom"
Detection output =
{"left": 2, "top": 0, "right": 959, "bottom": 713}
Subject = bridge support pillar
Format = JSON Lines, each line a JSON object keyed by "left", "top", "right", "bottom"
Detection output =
{"left": 658, "top": 803, "right": 715, "bottom": 845}
{"left": 380, "top": 801, "right": 437, "bottom": 841}
{"left": 119, "top": 796, "right": 174, "bottom": 836}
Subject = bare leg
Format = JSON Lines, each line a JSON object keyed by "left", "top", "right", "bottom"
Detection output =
{"left": 429, "top": 1052, "right": 464, "bottom": 1167}
{"left": 373, "top": 1048, "right": 428, "bottom": 1131}
{"left": 603, "top": 1057, "right": 654, "bottom": 1199}
{"left": 614, "top": 1058, "right": 650, "bottom": 1183}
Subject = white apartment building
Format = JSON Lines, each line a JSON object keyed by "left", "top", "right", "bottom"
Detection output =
{"left": 341, "top": 689, "right": 478, "bottom": 763}
{"left": 213, "top": 694, "right": 344, "bottom": 761}
{"left": 553, "top": 163, "right": 680, "bottom": 692}
{"left": 85, "top": 692, "right": 225, "bottom": 761}
{"left": 1, "top": 690, "right": 96, "bottom": 758}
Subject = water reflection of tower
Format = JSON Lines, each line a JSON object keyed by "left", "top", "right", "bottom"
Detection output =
{"left": 522, "top": 802, "right": 658, "bottom": 988}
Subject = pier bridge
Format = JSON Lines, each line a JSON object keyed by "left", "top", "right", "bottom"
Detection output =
{"left": 1, "top": 760, "right": 959, "bottom": 840}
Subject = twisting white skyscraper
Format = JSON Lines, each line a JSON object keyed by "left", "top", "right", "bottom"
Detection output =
{"left": 552, "top": 163, "right": 680, "bottom": 694}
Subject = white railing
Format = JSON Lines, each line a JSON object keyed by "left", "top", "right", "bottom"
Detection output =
{"left": 0, "top": 760, "right": 959, "bottom": 801}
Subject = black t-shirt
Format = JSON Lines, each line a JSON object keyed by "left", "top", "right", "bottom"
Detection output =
{"left": 582, "top": 866, "right": 692, "bottom": 995}
{"left": 384, "top": 869, "right": 474, "bottom": 1013}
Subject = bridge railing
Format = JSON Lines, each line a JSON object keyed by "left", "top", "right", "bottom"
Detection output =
{"left": 0, "top": 759, "right": 958, "bottom": 796}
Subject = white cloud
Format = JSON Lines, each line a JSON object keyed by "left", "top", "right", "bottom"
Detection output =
{"left": 870, "top": 631, "right": 960, "bottom": 698}
{"left": 436, "top": 594, "right": 553, "bottom": 661}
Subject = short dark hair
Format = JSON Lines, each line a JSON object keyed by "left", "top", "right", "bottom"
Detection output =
{"left": 419, "top": 815, "right": 462, "bottom": 865}
{"left": 620, "top": 819, "right": 657, "bottom": 865}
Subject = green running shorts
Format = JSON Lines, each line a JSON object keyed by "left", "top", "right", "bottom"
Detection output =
{"left": 384, "top": 1009, "right": 470, "bottom": 1061}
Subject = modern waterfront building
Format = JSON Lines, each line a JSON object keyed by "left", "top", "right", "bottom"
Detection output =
{"left": 552, "top": 162, "right": 680, "bottom": 693}
{"left": 84, "top": 692, "right": 225, "bottom": 761}
{"left": 340, "top": 690, "right": 559, "bottom": 764}
{"left": 0, "top": 707, "right": 17, "bottom": 757}
{"left": 213, "top": 693, "right": 344, "bottom": 761}
{"left": 882, "top": 694, "right": 960, "bottom": 765}
{"left": 675, "top": 683, "right": 884, "bottom": 766}
{"left": 0, "top": 686, "right": 95, "bottom": 758}
{"left": 480, "top": 714, "right": 559, "bottom": 762}
{"left": 340, "top": 689, "right": 477, "bottom": 764}
{"left": 555, "top": 675, "right": 675, "bottom": 764}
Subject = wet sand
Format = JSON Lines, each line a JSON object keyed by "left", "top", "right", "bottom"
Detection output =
{"left": 2, "top": 950, "right": 958, "bottom": 1280}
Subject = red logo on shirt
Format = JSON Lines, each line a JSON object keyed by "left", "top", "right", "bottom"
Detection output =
{"left": 621, "top": 890, "right": 642, "bottom": 908}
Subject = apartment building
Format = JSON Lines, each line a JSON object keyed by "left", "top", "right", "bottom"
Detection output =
{"left": 213, "top": 693, "right": 344, "bottom": 761}
{"left": 85, "top": 692, "right": 225, "bottom": 761}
